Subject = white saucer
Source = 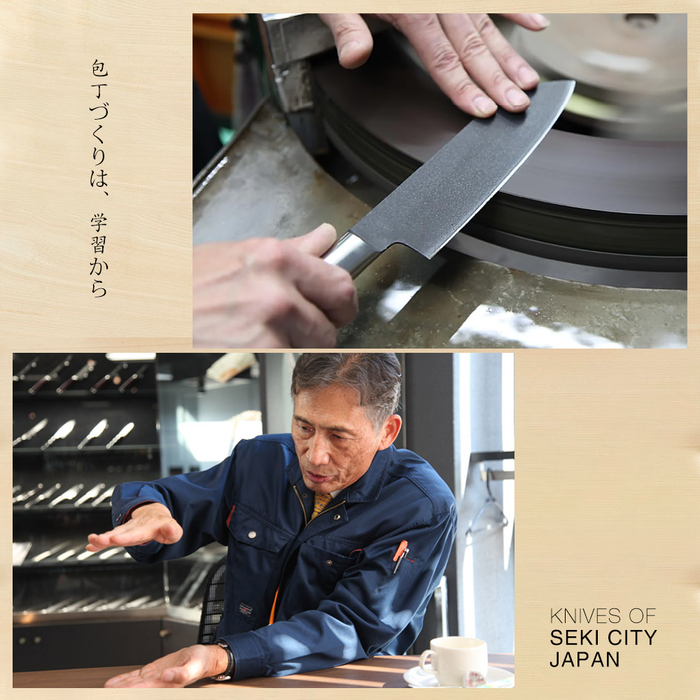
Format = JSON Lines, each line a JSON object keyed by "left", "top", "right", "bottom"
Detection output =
{"left": 403, "top": 665, "right": 514, "bottom": 688}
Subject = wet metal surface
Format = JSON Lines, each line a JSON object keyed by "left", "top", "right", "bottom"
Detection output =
{"left": 193, "top": 101, "right": 686, "bottom": 349}
{"left": 340, "top": 247, "right": 686, "bottom": 348}
{"left": 193, "top": 102, "right": 368, "bottom": 246}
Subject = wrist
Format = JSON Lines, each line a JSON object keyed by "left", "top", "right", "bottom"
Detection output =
{"left": 209, "top": 640, "right": 234, "bottom": 680}
{"left": 127, "top": 502, "right": 171, "bottom": 522}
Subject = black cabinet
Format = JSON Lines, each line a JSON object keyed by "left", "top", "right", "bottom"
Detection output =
{"left": 13, "top": 352, "right": 262, "bottom": 672}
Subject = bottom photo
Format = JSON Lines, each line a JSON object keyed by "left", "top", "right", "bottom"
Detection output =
{"left": 12, "top": 351, "right": 514, "bottom": 688}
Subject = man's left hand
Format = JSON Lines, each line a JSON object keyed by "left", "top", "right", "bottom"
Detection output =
{"left": 104, "top": 644, "right": 228, "bottom": 688}
{"left": 320, "top": 13, "right": 549, "bottom": 118}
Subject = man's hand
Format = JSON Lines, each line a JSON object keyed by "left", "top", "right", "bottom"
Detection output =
{"left": 86, "top": 502, "right": 183, "bottom": 552}
{"left": 104, "top": 644, "right": 228, "bottom": 688}
{"left": 193, "top": 223, "right": 357, "bottom": 348}
{"left": 320, "top": 13, "right": 549, "bottom": 117}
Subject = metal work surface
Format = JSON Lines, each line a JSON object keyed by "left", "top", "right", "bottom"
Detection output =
{"left": 193, "top": 102, "right": 368, "bottom": 245}
{"left": 192, "top": 102, "right": 686, "bottom": 349}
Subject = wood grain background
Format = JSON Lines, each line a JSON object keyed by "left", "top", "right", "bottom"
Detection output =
{"left": 1, "top": 2, "right": 697, "bottom": 698}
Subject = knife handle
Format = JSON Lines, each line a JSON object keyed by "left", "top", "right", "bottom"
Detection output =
{"left": 322, "top": 232, "right": 380, "bottom": 278}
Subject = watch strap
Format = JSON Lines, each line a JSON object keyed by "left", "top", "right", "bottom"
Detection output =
{"left": 210, "top": 639, "right": 234, "bottom": 681}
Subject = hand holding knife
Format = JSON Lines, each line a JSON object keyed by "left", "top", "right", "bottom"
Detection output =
{"left": 28, "top": 355, "right": 73, "bottom": 394}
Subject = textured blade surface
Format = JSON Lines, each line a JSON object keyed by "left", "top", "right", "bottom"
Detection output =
{"left": 350, "top": 80, "right": 575, "bottom": 258}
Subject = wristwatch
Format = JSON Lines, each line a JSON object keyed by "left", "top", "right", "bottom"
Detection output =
{"left": 210, "top": 639, "right": 234, "bottom": 681}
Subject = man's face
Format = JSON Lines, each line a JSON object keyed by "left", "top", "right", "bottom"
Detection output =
{"left": 292, "top": 384, "right": 399, "bottom": 495}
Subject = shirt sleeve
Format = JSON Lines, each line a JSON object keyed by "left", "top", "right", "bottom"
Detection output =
{"left": 221, "top": 501, "right": 457, "bottom": 679}
{"left": 111, "top": 450, "right": 236, "bottom": 563}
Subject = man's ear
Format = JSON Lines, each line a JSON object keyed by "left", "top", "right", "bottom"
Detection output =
{"left": 378, "top": 414, "right": 402, "bottom": 450}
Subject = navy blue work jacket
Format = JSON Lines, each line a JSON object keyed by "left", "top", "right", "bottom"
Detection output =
{"left": 112, "top": 434, "right": 457, "bottom": 680}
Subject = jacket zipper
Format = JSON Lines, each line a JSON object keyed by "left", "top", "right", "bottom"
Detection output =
{"left": 293, "top": 485, "right": 308, "bottom": 528}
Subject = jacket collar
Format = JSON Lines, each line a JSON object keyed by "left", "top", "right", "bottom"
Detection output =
{"left": 283, "top": 435, "right": 395, "bottom": 504}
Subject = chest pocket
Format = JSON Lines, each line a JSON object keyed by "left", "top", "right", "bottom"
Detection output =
{"left": 294, "top": 541, "right": 358, "bottom": 606}
{"left": 228, "top": 507, "right": 291, "bottom": 552}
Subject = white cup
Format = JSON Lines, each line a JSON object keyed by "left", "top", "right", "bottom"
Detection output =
{"left": 419, "top": 636, "right": 488, "bottom": 687}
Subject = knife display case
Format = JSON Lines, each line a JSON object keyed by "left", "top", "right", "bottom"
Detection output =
{"left": 12, "top": 352, "right": 263, "bottom": 671}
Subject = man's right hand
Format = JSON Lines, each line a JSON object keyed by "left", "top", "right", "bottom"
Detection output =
{"left": 86, "top": 502, "right": 183, "bottom": 552}
{"left": 193, "top": 223, "right": 358, "bottom": 349}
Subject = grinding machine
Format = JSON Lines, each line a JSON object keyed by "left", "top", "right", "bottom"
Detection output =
{"left": 193, "top": 13, "right": 687, "bottom": 348}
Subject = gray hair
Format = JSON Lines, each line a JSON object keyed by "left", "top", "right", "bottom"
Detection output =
{"left": 291, "top": 353, "right": 402, "bottom": 431}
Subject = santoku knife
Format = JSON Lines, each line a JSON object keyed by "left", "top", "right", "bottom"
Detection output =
{"left": 323, "top": 80, "right": 575, "bottom": 276}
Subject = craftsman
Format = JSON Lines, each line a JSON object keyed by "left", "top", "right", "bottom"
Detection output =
{"left": 86, "top": 353, "right": 457, "bottom": 687}
{"left": 193, "top": 13, "right": 549, "bottom": 349}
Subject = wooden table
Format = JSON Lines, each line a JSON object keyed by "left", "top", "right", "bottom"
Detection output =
{"left": 14, "top": 654, "right": 514, "bottom": 688}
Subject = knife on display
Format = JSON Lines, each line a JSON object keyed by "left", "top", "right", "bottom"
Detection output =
{"left": 28, "top": 355, "right": 73, "bottom": 394}
{"left": 322, "top": 80, "right": 575, "bottom": 277}
{"left": 74, "top": 482, "right": 107, "bottom": 506}
{"left": 24, "top": 483, "right": 62, "bottom": 508}
{"left": 90, "top": 362, "right": 127, "bottom": 393}
{"left": 119, "top": 364, "right": 149, "bottom": 393}
{"left": 56, "top": 359, "right": 96, "bottom": 394}
{"left": 48, "top": 483, "right": 85, "bottom": 508}
{"left": 106, "top": 422, "right": 134, "bottom": 449}
{"left": 13, "top": 356, "right": 39, "bottom": 382}
{"left": 13, "top": 418, "right": 49, "bottom": 447}
{"left": 30, "top": 540, "right": 71, "bottom": 563}
{"left": 77, "top": 420, "right": 109, "bottom": 449}
{"left": 40, "top": 420, "right": 76, "bottom": 450}
{"left": 14, "top": 483, "right": 44, "bottom": 504}
{"left": 91, "top": 485, "right": 115, "bottom": 507}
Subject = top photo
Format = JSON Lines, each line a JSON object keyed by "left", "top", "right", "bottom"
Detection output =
{"left": 192, "top": 13, "right": 687, "bottom": 350}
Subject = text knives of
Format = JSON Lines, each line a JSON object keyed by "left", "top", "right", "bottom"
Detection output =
{"left": 322, "top": 80, "right": 575, "bottom": 277}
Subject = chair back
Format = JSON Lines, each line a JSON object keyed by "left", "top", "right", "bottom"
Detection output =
{"left": 197, "top": 556, "right": 228, "bottom": 645}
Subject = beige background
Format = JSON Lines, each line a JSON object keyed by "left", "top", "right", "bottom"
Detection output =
{"left": 1, "top": 2, "right": 698, "bottom": 698}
